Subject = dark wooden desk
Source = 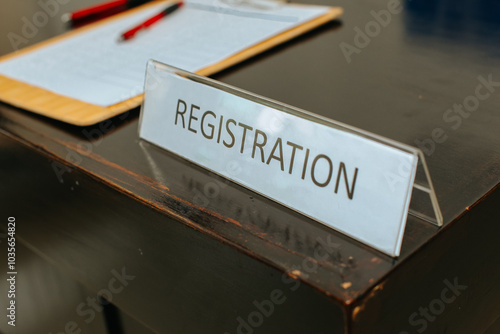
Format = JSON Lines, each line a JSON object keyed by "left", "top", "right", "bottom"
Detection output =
{"left": 0, "top": 0, "right": 499, "bottom": 333}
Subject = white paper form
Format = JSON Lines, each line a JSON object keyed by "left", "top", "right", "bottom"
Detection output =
{"left": 0, "top": 0, "right": 329, "bottom": 107}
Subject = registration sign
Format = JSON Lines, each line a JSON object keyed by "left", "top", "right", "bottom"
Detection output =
{"left": 139, "top": 60, "right": 440, "bottom": 256}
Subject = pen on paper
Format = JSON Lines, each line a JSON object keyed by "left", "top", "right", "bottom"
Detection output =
{"left": 119, "top": 1, "right": 184, "bottom": 41}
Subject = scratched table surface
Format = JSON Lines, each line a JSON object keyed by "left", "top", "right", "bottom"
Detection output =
{"left": 0, "top": 0, "right": 499, "bottom": 333}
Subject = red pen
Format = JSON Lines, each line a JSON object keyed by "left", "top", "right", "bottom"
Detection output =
{"left": 119, "top": 1, "right": 184, "bottom": 41}
{"left": 62, "top": 0, "right": 152, "bottom": 25}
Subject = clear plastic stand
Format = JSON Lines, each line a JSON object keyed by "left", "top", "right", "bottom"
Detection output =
{"left": 410, "top": 152, "right": 443, "bottom": 226}
{"left": 346, "top": 127, "right": 443, "bottom": 227}
{"left": 139, "top": 60, "right": 443, "bottom": 256}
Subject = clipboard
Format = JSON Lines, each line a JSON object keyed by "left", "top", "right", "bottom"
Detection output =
{"left": 0, "top": 1, "right": 342, "bottom": 126}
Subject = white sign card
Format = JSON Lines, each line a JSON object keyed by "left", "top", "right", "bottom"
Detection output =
{"left": 139, "top": 60, "right": 442, "bottom": 256}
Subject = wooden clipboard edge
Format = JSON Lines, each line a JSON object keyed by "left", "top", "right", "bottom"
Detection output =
{"left": 0, "top": 4, "right": 343, "bottom": 126}
{"left": 197, "top": 6, "right": 343, "bottom": 77}
{"left": 0, "top": 74, "right": 143, "bottom": 126}
{"left": 0, "top": 1, "right": 172, "bottom": 126}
